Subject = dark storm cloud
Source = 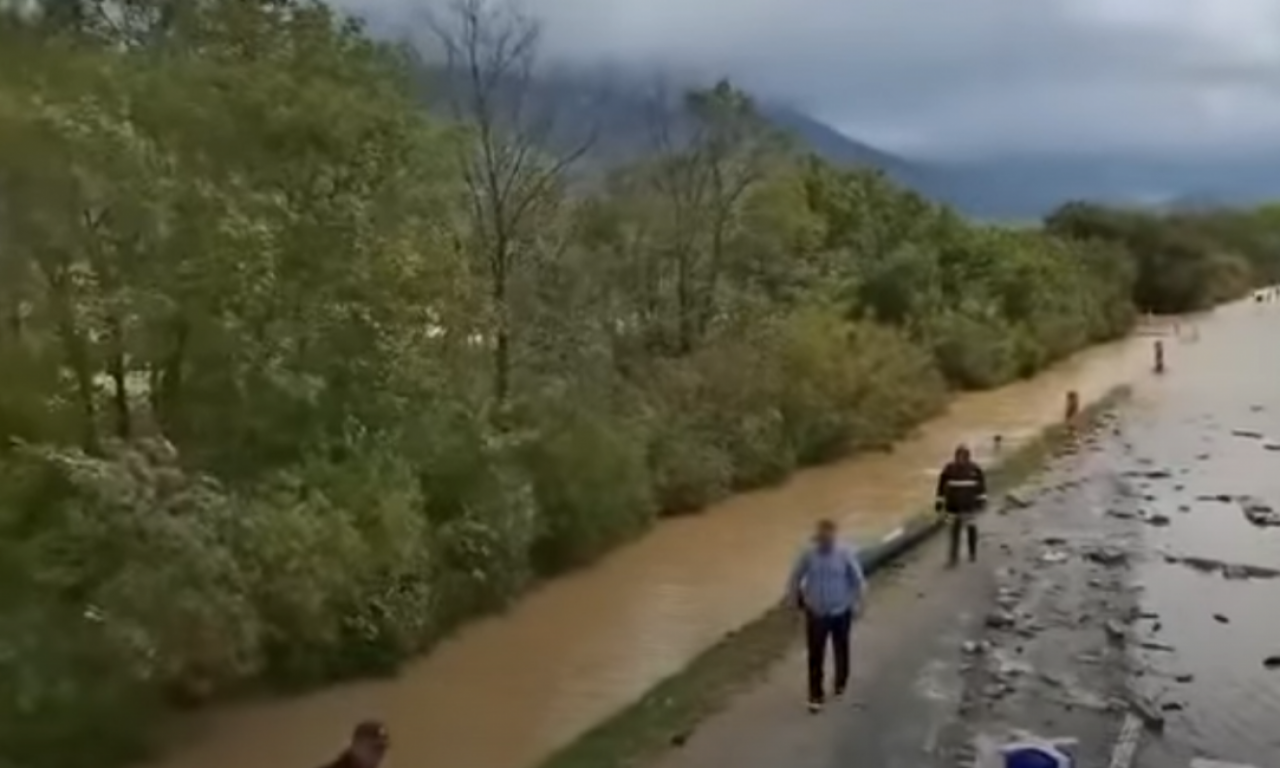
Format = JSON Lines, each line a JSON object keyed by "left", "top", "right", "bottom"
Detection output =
{"left": 340, "top": 0, "right": 1280, "bottom": 157}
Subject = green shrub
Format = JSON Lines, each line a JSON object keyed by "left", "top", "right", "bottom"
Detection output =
{"left": 924, "top": 308, "right": 1021, "bottom": 389}
{"left": 644, "top": 361, "right": 738, "bottom": 514}
{"left": 10, "top": 440, "right": 260, "bottom": 697}
{"left": 0, "top": 600, "right": 159, "bottom": 768}
{"left": 522, "top": 404, "right": 655, "bottom": 575}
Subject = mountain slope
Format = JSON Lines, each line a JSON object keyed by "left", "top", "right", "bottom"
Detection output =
{"left": 414, "top": 65, "right": 951, "bottom": 197}
{"left": 410, "top": 62, "right": 1280, "bottom": 220}
{"left": 757, "top": 105, "right": 924, "bottom": 179}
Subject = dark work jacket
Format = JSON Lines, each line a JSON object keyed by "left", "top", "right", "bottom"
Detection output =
{"left": 935, "top": 460, "right": 987, "bottom": 514}
{"left": 320, "top": 752, "right": 360, "bottom": 768}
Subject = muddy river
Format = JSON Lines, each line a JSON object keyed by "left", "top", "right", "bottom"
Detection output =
{"left": 145, "top": 314, "right": 1186, "bottom": 768}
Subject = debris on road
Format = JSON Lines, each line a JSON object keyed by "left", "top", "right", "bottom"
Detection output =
{"left": 1238, "top": 496, "right": 1280, "bottom": 527}
{"left": 1084, "top": 545, "right": 1129, "bottom": 567}
{"left": 1123, "top": 469, "right": 1173, "bottom": 479}
{"left": 1162, "top": 554, "right": 1280, "bottom": 580}
{"left": 1127, "top": 691, "right": 1167, "bottom": 732}
{"left": 986, "top": 610, "right": 1017, "bottom": 630}
{"left": 1196, "top": 493, "right": 1235, "bottom": 503}
{"left": 1039, "top": 549, "right": 1069, "bottom": 564}
{"left": 1104, "top": 620, "right": 1128, "bottom": 643}
{"left": 1005, "top": 490, "right": 1034, "bottom": 509}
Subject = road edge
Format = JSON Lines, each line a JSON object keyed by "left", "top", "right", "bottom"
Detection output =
{"left": 535, "top": 384, "right": 1134, "bottom": 768}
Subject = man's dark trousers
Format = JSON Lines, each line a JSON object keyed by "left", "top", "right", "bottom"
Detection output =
{"left": 804, "top": 608, "right": 852, "bottom": 702}
{"left": 947, "top": 511, "right": 978, "bottom": 565}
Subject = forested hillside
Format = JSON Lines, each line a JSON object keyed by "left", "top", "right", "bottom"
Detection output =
{"left": 0, "top": 2, "right": 1276, "bottom": 768}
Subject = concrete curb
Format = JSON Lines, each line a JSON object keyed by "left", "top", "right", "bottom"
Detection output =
{"left": 859, "top": 514, "right": 940, "bottom": 574}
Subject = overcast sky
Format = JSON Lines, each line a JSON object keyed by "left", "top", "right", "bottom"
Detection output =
{"left": 343, "top": 0, "right": 1280, "bottom": 159}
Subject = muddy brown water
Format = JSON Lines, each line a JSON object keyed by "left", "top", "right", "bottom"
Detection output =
{"left": 145, "top": 317, "right": 1180, "bottom": 768}
{"left": 1111, "top": 300, "right": 1280, "bottom": 768}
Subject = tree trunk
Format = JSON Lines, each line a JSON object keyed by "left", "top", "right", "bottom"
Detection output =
{"left": 491, "top": 238, "right": 511, "bottom": 408}
{"left": 106, "top": 314, "right": 131, "bottom": 438}
{"left": 45, "top": 270, "right": 100, "bottom": 453}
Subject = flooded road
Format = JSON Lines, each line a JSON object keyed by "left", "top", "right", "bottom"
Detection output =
{"left": 147, "top": 323, "right": 1166, "bottom": 768}
{"left": 1114, "top": 301, "right": 1280, "bottom": 768}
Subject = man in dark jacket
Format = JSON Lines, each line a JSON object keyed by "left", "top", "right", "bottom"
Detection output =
{"left": 935, "top": 444, "right": 987, "bottom": 566}
{"left": 321, "top": 721, "right": 389, "bottom": 768}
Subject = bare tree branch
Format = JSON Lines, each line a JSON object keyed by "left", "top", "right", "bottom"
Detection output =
{"left": 422, "top": 0, "right": 597, "bottom": 407}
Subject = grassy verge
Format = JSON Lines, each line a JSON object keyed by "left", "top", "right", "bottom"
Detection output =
{"left": 535, "top": 384, "right": 1133, "bottom": 768}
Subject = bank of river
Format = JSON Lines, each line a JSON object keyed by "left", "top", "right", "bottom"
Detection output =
{"left": 144, "top": 320, "right": 1166, "bottom": 768}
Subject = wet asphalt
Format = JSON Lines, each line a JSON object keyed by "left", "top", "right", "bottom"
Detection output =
{"left": 1120, "top": 386, "right": 1280, "bottom": 765}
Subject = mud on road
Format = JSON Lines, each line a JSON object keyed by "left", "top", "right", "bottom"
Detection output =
{"left": 648, "top": 412, "right": 1154, "bottom": 768}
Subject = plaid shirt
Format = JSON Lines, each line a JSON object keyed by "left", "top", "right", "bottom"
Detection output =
{"left": 786, "top": 543, "right": 865, "bottom": 616}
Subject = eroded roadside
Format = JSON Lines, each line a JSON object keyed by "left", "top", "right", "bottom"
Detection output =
{"left": 647, "top": 411, "right": 1152, "bottom": 768}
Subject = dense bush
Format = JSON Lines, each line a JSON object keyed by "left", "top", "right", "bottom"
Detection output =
{"left": 0, "top": 3, "right": 1276, "bottom": 767}
{"left": 1044, "top": 201, "right": 1276, "bottom": 313}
